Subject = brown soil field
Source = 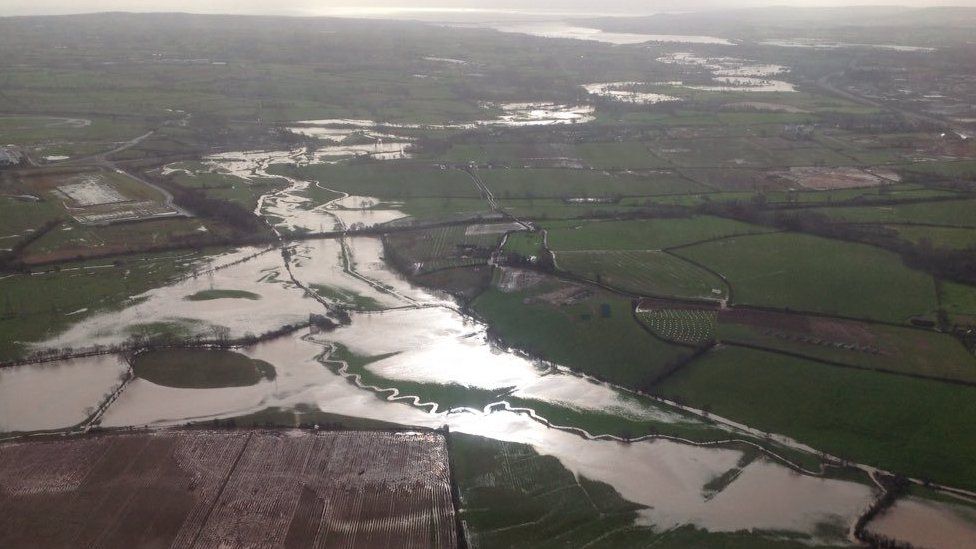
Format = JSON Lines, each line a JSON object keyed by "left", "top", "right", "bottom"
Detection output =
{"left": 0, "top": 429, "right": 457, "bottom": 549}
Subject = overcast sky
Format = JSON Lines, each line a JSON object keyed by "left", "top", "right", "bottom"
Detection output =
{"left": 1, "top": 0, "right": 974, "bottom": 17}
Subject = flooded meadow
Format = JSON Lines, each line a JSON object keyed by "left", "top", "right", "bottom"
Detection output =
{"left": 3, "top": 146, "right": 973, "bottom": 547}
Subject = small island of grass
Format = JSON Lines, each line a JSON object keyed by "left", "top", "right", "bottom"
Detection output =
{"left": 132, "top": 349, "right": 276, "bottom": 388}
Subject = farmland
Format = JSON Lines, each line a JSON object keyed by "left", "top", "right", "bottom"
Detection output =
{"left": 543, "top": 216, "right": 769, "bottom": 251}
{"left": 809, "top": 199, "right": 976, "bottom": 227}
{"left": 674, "top": 232, "right": 939, "bottom": 323}
{"left": 473, "top": 270, "right": 697, "bottom": 388}
{"left": 480, "top": 168, "right": 704, "bottom": 198}
{"left": 0, "top": 430, "right": 457, "bottom": 548}
{"left": 0, "top": 7, "right": 975, "bottom": 548}
{"left": 383, "top": 223, "right": 511, "bottom": 274}
{"left": 657, "top": 346, "right": 976, "bottom": 491}
{"left": 554, "top": 250, "right": 728, "bottom": 300}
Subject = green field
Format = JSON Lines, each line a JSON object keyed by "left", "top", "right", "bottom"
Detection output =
{"left": 274, "top": 162, "right": 479, "bottom": 199}
{"left": 575, "top": 141, "right": 672, "bottom": 170}
{"left": 473, "top": 275, "right": 696, "bottom": 388}
{"left": 501, "top": 230, "right": 546, "bottom": 257}
{"left": 544, "top": 216, "right": 769, "bottom": 251}
{"left": 185, "top": 289, "right": 260, "bottom": 301}
{"left": 809, "top": 199, "right": 976, "bottom": 227}
{"left": 481, "top": 168, "right": 704, "bottom": 198}
{"left": 713, "top": 311, "right": 976, "bottom": 382}
{"left": 131, "top": 348, "right": 276, "bottom": 388}
{"left": 658, "top": 346, "right": 976, "bottom": 490}
{"left": 384, "top": 224, "right": 503, "bottom": 273}
{"left": 23, "top": 218, "right": 226, "bottom": 264}
{"left": 940, "top": 281, "right": 976, "bottom": 322}
{"left": 675, "top": 232, "right": 939, "bottom": 323}
{"left": 555, "top": 250, "right": 728, "bottom": 300}
{"left": 396, "top": 197, "right": 492, "bottom": 222}
{"left": 0, "top": 196, "right": 63, "bottom": 237}
{"left": 886, "top": 224, "right": 976, "bottom": 250}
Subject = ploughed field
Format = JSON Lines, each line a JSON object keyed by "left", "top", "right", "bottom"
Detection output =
{"left": 0, "top": 430, "right": 457, "bottom": 549}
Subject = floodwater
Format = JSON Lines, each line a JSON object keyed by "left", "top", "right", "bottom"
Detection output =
{"left": 488, "top": 22, "right": 733, "bottom": 46}
{"left": 1, "top": 147, "right": 960, "bottom": 545}
{"left": 293, "top": 101, "right": 594, "bottom": 131}
{"left": 583, "top": 82, "right": 681, "bottom": 105}
{"left": 760, "top": 39, "right": 935, "bottom": 53}
{"left": 867, "top": 497, "right": 976, "bottom": 549}
{"left": 658, "top": 53, "right": 796, "bottom": 93}
{"left": 448, "top": 411, "right": 873, "bottom": 538}
{"left": 0, "top": 355, "right": 127, "bottom": 432}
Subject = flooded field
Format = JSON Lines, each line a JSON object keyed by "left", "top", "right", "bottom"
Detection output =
{"left": 3, "top": 147, "right": 969, "bottom": 547}
{"left": 0, "top": 355, "right": 127, "bottom": 433}
{"left": 659, "top": 53, "right": 796, "bottom": 93}
{"left": 583, "top": 82, "right": 681, "bottom": 104}
{"left": 866, "top": 496, "right": 976, "bottom": 548}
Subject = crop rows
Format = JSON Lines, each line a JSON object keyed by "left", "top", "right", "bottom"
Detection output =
{"left": 0, "top": 430, "right": 457, "bottom": 549}
{"left": 638, "top": 308, "right": 717, "bottom": 345}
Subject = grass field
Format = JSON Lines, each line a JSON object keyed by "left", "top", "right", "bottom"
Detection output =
{"left": 675, "top": 232, "right": 939, "bottom": 323}
{"left": 23, "top": 218, "right": 226, "bottom": 264}
{"left": 939, "top": 281, "right": 976, "bottom": 323}
{"left": 396, "top": 197, "right": 492, "bottom": 222}
{"left": 810, "top": 199, "right": 976, "bottom": 227}
{"left": 0, "top": 195, "right": 63, "bottom": 238}
{"left": 384, "top": 224, "right": 503, "bottom": 274}
{"left": 555, "top": 250, "right": 728, "bottom": 300}
{"left": 885, "top": 224, "right": 976, "bottom": 250}
{"left": 658, "top": 345, "right": 976, "bottom": 491}
{"left": 713, "top": 309, "right": 976, "bottom": 383}
{"left": 473, "top": 274, "right": 696, "bottom": 388}
{"left": 274, "top": 162, "right": 480, "bottom": 199}
{"left": 481, "top": 168, "right": 704, "bottom": 198}
{"left": 544, "top": 216, "right": 769, "bottom": 251}
{"left": 575, "top": 141, "right": 672, "bottom": 170}
{"left": 132, "top": 348, "right": 276, "bottom": 388}
{"left": 502, "top": 231, "right": 546, "bottom": 257}
{"left": 185, "top": 289, "right": 261, "bottom": 301}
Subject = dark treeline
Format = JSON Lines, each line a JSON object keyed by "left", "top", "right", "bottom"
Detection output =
{"left": 148, "top": 175, "right": 271, "bottom": 236}
{"left": 0, "top": 218, "right": 62, "bottom": 271}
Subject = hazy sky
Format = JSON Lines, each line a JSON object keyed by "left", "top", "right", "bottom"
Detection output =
{"left": 1, "top": 0, "right": 974, "bottom": 17}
